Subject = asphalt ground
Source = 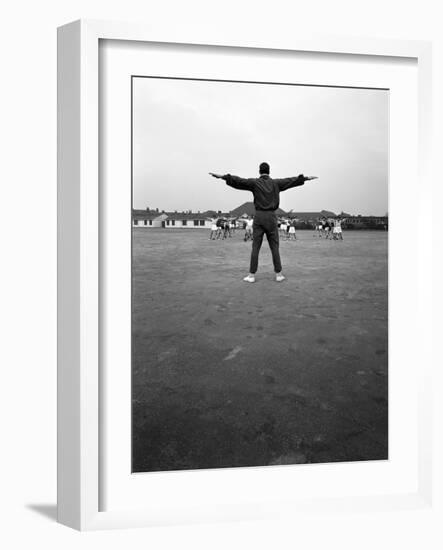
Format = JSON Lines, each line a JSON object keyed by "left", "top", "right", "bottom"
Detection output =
{"left": 132, "top": 228, "right": 388, "bottom": 472}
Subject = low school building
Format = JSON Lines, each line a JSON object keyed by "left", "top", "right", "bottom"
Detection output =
{"left": 162, "top": 212, "right": 212, "bottom": 228}
{"left": 343, "top": 215, "right": 388, "bottom": 230}
{"left": 132, "top": 209, "right": 214, "bottom": 229}
{"left": 132, "top": 211, "right": 168, "bottom": 228}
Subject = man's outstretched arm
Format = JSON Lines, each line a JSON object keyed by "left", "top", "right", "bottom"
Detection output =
{"left": 209, "top": 173, "right": 255, "bottom": 191}
{"left": 275, "top": 174, "right": 318, "bottom": 191}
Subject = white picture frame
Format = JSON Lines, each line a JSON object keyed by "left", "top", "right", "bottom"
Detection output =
{"left": 57, "top": 19, "right": 433, "bottom": 531}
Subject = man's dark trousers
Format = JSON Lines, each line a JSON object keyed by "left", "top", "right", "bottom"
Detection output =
{"left": 249, "top": 210, "right": 282, "bottom": 274}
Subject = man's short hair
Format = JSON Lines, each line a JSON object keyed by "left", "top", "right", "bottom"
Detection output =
{"left": 259, "top": 162, "right": 270, "bottom": 175}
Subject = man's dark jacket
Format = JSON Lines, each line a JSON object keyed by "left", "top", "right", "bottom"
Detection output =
{"left": 222, "top": 174, "right": 306, "bottom": 211}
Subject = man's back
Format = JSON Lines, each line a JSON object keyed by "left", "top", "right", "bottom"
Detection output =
{"left": 249, "top": 176, "right": 280, "bottom": 211}
{"left": 223, "top": 173, "right": 305, "bottom": 212}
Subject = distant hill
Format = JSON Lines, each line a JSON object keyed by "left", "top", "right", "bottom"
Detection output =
{"left": 230, "top": 202, "right": 287, "bottom": 217}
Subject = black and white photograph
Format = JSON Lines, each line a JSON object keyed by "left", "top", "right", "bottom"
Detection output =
{"left": 4, "top": 0, "right": 439, "bottom": 542}
{"left": 131, "top": 76, "right": 389, "bottom": 473}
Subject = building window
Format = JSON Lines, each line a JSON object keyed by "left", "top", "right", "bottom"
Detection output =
{"left": 199, "top": 220, "right": 205, "bottom": 226}
{"left": 149, "top": 220, "right": 152, "bottom": 226}
{"left": 171, "top": 220, "right": 175, "bottom": 226}
{"left": 193, "top": 220, "right": 199, "bottom": 226}
{"left": 166, "top": 220, "right": 170, "bottom": 226}
{"left": 134, "top": 220, "right": 138, "bottom": 225}
{"left": 182, "top": 220, "right": 187, "bottom": 226}
{"left": 144, "top": 220, "right": 147, "bottom": 225}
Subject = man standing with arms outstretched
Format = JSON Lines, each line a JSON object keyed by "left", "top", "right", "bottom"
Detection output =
{"left": 210, "top": 162, "right": 317, "bottom": 283}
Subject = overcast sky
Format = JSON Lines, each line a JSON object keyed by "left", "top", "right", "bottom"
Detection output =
{"left": 133, "top": 77, "right": 388, "bottom": 216}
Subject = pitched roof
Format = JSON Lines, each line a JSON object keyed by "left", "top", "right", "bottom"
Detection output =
{"left": 132, "top": 210, "right": 165, "bottom": 220}
{"left": 164, "top": 212, "right": 210, "bottom": 220}
{"left": 133, "top": 209, "right": 230, "bottom": 221}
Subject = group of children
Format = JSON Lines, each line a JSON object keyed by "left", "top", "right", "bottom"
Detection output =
{"left": 209, "top": 217, "right": 237, "bottom": 240}
{"left": 209, "top": 217, "right": 255, "bottom": 241}
{"left": 209, "top": 215, "right": 345, "bottom": 242}
{"left": 278, "top": 218, "right": 298, "bottom": 241}
{"left": 315, "top": 218, "right": 344, "bottom": 240}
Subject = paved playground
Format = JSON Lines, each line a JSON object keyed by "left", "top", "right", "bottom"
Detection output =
{"left": 132, "top": 228, "right": 388, "bottom": 472}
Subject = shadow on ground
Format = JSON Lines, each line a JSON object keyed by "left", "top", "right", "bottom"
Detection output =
{"left": 26, "top": 504, "right": 57, "bottom": 522}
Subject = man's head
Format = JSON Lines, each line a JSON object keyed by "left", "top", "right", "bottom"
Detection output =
{"left": 259, "top": 162, "right": 270, "bottom": 175}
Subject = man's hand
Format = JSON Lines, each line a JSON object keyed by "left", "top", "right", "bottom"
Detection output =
{"left": 209, "top": 172, "right": 224, "bottom": 179}
{"left": 304, "top": 176, "right": 318, "bottom": 181}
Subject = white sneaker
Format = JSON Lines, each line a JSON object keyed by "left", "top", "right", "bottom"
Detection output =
{"left": 276, "top": 273, "right": 286, "bottom": 282}
{"left": 243, "top": 275, "right": 255, "bottom": 283}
